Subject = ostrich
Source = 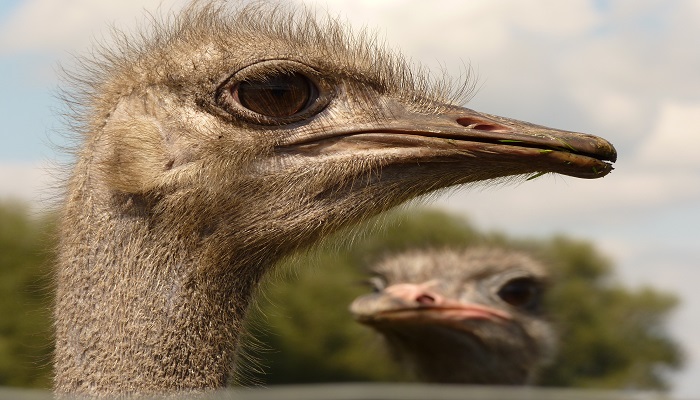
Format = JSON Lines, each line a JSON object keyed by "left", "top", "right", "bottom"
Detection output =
{"left": 350, "top": 248, "right": 555, "bottom": 385}
{"left": 54, "top": 1, "right": 615, "bottom": 397}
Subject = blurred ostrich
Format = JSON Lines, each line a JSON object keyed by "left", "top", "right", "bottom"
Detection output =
{"left": 54, "top": 1, "right": 615, "bottom": 397}
{"left": 351, "top": 248, "right": 555, "bottom": 384}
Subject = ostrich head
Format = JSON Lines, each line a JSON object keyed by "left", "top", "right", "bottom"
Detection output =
{"left": 75, "top": 3, "right": 616, "bottom": 262}
{"left": 351, "top": 248, "right": 555, "bottom": 384}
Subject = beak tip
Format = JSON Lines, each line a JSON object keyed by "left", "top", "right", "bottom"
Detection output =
{"left": 604, "top": 143, "right": 618, "bottom": 163}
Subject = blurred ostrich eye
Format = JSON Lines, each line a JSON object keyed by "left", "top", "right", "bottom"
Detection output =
{"left": 234, "top": 72, "right": 315, "bottom": 118}
{"left": 498, "top": 278, "right": 539, "bottom": 308}
{"left": 367, "top": 276, "right": 387, "bottom": 293}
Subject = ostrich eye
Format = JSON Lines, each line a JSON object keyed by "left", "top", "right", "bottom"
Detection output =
{"left": 235, "top": 72, "right": 315, "bottom": 118}
{"left": 498, "top": 278, "right": 539, "bottom": 308}
{"left": 367, "top": 276, "right": 388, "bottom": 293}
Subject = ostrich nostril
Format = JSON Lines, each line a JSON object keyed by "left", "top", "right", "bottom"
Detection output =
{"left": 456, "top": 117, "right": 508, "bottom": 132}
{"left": 416, "top": 294, "right": 436, "bottom": 305}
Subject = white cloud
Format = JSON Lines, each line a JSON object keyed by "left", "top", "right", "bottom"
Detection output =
{"left": 302, "top": 0, "right": 510, "bottom": 71}
{"left": 636, "top": 101, "right": 700, "bottom": 169}
{"left": 436, "top": 167, "right": 700, "bottom": 234}
{"left": 568, "top": 87, "right": 650, "bottom": 142}
{"left": 498, "top": 0, "right": 598, "bottom": 36}
{"left": 0, "top": 0, "right": 188, "bottom": 55}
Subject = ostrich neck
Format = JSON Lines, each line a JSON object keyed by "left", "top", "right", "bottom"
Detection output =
{"left": 53, "top": 186, "right": 273, "bottom": 396}
{"left": 382, "top": 326, "right": 531, "bottom": 384}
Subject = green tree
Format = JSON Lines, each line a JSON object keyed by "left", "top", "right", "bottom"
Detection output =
{"left": 245, "top": 209, "right": 683, "bottom": 390}
{"left": 0, "top": 202, "right": 54, "bottom": 388}
{"left": 537, "top": 237, "right": 683, "bottom": 389}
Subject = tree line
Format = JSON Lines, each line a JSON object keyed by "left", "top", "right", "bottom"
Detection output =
{"left": 0, "top": 203, "right": 683, "bottom": 389}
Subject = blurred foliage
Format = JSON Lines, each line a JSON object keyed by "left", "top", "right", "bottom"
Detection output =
{"left": 536, "top": 237, "right": 683, "bottom": 388}
{"left": 0, "top": 202, "right": 54, "bottom": 388}
{"left": 0, "top": 203, "right": 683, "bottom": 390}
{"left": 244, "top": 209, "right": 683, "bottom": 390}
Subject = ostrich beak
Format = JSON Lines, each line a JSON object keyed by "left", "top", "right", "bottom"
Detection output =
{"left": 398, "top": 106, "right": 617, "bottom": 179}
{"left": 356, "top": 303, "right": 513, "bottom": 326}
{"left": 352, "top": 283, "right": 512, "bottom": 327}
{"left": 284, "top": 105, "right": 617, "bottom": 180}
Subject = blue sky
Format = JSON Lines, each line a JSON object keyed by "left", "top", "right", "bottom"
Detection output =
{"left": 1, "top": 0, "right": 699, "bottom": 396}
{"left": 1, "top": 55, "right": 55, "bottom": 160}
